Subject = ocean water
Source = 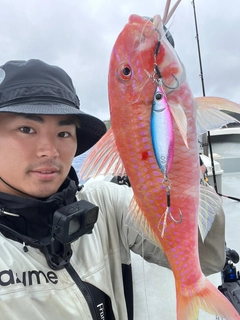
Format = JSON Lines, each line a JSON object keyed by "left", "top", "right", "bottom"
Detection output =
{"left": 72, "top": 150, "right": 90, "bottom": 182}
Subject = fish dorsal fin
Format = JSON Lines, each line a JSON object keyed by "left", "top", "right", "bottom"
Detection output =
{"left": 170, "top": 102, "right": 189, "bottom": 148}
{"left": 196, "top": 96, "right": 240, "bottom": 135}
{"left": 79, "top": 128, "right": 125, "bottom": 181}
{"left": 126, "top": 196, "right": 161, "bottom": 248}
{"left": 198, "top": 183, "right": 222, "bottom": 242}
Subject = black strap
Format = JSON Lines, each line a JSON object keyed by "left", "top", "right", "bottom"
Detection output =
{"left": 65, "top": 263, "right": 115, "bottom": 320}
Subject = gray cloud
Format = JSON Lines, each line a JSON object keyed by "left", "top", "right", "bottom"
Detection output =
{"left": 0, "top": 0, "right": 239, "bottom": 120}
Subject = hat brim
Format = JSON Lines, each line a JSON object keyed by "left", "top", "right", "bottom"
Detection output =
{"left": 0, "top": 102, "right": 107, "bottom": 156}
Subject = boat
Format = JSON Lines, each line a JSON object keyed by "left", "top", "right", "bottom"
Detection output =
{"left": 209, "top": 125, "right": 240, "bottom": 175}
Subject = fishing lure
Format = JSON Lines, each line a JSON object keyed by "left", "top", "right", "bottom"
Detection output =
{"left": 151, "top": 37, "right": 182, "bottom": 237}
{"left": 151, "top": 82, "right": 174, "bottom": 176}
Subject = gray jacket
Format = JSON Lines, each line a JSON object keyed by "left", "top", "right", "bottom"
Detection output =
{"left": 0, "top": 180, "right": 225, "bottom": 319}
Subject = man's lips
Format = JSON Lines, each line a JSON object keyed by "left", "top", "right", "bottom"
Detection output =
{"left": 30, "top": 167, "right": 60, "bottom": 180}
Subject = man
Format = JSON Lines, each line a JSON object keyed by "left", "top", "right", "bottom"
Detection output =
{"left": 0, "top": 59, "right": 225, "bottom": 320}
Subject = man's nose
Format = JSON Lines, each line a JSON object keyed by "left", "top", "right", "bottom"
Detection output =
{"left": 37, "top": 137, "right": 60, "bottom": 158}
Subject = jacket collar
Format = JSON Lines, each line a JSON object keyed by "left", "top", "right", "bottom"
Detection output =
{"left": 0, "top": 176, "right": 78, "bottom": 240}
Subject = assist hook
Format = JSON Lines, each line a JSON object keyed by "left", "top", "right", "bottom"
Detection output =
{"left": 160, "top": 176, "right": 182, "bottom": 238}
{"left": 153, "top": 41, "right": 179, "bottom": 89}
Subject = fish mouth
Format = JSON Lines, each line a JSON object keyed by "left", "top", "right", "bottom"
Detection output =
{"left": 141, "top": 15, "right": 163, "bottom": 38}
{"left": 141, "top": 15, "right": 161, "bottom": 30}
{"left": 152, "top": 15, "right": 162, "bottom": 30}
{"left": 145, "top": 15, "right": 174, "bottom": 48}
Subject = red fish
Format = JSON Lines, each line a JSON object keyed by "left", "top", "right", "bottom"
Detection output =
{"left": 80, "top": 12, "right": 240, "bottom": 320}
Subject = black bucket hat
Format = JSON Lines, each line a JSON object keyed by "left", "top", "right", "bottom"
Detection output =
{"left": 0, "top": 59, "right": 107, "bottom": 156}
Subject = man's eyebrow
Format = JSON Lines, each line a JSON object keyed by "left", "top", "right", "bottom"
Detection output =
{"left": 19, "top": 114, "right": 44, "bottom": 123}
{"left": 58, "top": 119, "right": 77, "bottom": 126}
{"left": 17, "top": 114, "right": 77, "bottom": 126}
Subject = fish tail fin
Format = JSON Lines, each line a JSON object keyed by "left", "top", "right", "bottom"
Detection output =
{"left": 176, "top": 277, "right": 240, "bottom": 320}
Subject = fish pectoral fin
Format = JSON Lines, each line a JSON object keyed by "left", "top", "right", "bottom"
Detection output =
{"left": 169, "top": 102, "right": 189, "bottom": 148}
{"left": 195, "top": 96, "right": 240, "bottom": 135}
{"left": 126, "top": 196, "right": 161, "bottom": 248}
{"left": 198, "top": 184, "right": 222, "bottom": 242}
{"left": 79, "top": 128, "right": 125, "bottom": 181}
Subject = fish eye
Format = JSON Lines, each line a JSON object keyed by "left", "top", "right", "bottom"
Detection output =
{"left": 122, "top": 67, "right": 131, "bottom": 76}
{"left": 155, "top": 92, "right": 163, "bottom": 101}
{"left": 118, "top": 63, "right": 132, "bottom": 81}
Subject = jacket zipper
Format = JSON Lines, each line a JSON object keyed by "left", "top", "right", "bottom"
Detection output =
{"left": 65, "top": 263, "right": 99, "bottom": 320}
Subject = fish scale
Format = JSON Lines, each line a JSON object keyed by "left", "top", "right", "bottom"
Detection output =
{"left": 115, "top": 15, "right": 238, "bottom": 318}
{"left": 108, "top": 15, "right": 239, "bottom": 318}
{"left": 80, "top": 12, "right": 240, "bottom": 320}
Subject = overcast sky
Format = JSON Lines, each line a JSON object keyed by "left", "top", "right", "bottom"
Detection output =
{"left": 0, "top": 0, "right": 239, "bottom": 121}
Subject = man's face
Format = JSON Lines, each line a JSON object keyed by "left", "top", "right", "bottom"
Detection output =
{"left": 0, "top": 113, "right": 78, "bottom": 198}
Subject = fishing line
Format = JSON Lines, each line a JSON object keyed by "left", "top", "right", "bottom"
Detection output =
{"left": 140, "top": 236, "right": 151, "bottom": 320}
{"left": 191, "top": 0, "right": 240, "bottom": 202}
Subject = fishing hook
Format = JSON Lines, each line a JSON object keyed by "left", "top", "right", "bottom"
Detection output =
{"left": 153, "top": 41, "right": 179, "bottom": 90}
{"left": 169, "top": 209, "right": 182, "bottom": 224}
{"left": 160, "top": 176, "right": 182, "bottom": 237}
{"left": 153, "top": 63, "right": 179, "bottom": 89}
{"left": 162, "top": 74, "right": 179, "bottom": 90}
